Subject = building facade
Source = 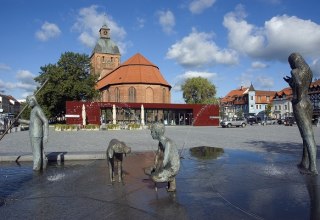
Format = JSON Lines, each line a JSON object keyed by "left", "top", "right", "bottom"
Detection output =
{"left": 221, "top": 79, "right": 320, "bottom": 121}
{"left": 95, "top": 53, "right": 171, "bottom": 103}
{"left": 66, "top": 101, "right": 219, "bottom": 126}
{"left": 220, "top": 84, "right": 276, "bottom": 119}
{"left": 0, "top": 94, "right": 20, "bottom": 116}
{"left": 271, "top": 87, "right": 293, "bottom": 119}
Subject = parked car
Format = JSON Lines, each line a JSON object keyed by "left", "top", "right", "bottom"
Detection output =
{"left": 246, "top": 117, "right": 257, "bottom": 125}
{"left": 284, "top": 116, "right": 295, "bottom": 126}
{"left": 261, "top": 117, "right": 277, "bottom": 126}
{"left": 221, "top": 118, "right": 247, "bottom": 128}
{"left": 277, "top": 118, "right": 285, "bottom": 125}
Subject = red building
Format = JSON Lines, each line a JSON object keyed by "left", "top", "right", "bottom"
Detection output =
{"left": 66, "top": 101, "right": 219, "bottom": 126}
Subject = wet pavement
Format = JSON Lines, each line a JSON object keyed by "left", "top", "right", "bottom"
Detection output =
{"left": 1, "top": 147, "right": 319, "bottom": 219}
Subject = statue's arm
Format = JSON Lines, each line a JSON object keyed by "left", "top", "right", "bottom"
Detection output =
{"left": 37, "top": 107, "right": 49, "bottom": 142}
{"left": 154, "top": 146, "right": 161, "bottom": 168}
{"left": 18, "top": 119, "right": 30, "bottom": 125}
{"left": 163, "top": 143, "right": 171, "bottom": 167}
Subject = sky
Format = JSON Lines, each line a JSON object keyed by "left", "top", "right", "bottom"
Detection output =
{"left": 1, "top": 0, "right": 320, "bottom": 103}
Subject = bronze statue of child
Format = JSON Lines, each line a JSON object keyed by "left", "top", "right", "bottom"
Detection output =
{"left": 145, "top": 123, "right": 180, "bottom": 192}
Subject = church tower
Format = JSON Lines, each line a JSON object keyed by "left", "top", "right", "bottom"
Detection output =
{"left": 90, "top": 24, "right": 121, "bottom": 79}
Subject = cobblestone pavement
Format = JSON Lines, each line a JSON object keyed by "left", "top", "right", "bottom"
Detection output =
{"left": 1, "top": 125, "right": 319, "bottom": 161}
{"left": 1, "top": 125, "right": 320, "bottom": 219}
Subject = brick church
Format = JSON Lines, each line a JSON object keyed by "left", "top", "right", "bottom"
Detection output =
{"left": 91, "top": 24, "right": 171, "bottom": 104}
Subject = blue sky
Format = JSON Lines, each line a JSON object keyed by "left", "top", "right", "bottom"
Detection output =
{"left": 1, "top": 0, "right": 320, "bottom": 103}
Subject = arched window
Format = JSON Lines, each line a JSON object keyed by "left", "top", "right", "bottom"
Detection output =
{"left": 146, "top": 87, "right": 154, "bottom": 103}
{"left": 162, "top": 88, "right": 166, "bottom": 103}
{"left": 115, "top": 87, "right": 120, "bottom": 102}
{"left": 128, "top": 87, "right": 136, "bottom": 103}
{"left": 104, "top": 89, "right": 109, "bottom": 102}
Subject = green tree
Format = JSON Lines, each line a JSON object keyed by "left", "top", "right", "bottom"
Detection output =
{"left": 34, "top": 52, "right": 99, "bottom": 118}
{"left": 236, "top": 109, "right": 244, "bottom": 118}
{"left": 181, "top": 77, "right": 217, "bottom": 104}
{"left": 19, "top": 101, "right": 31, "bottom": 120}
{"left": 265, "top": 103, "right": 272, "bottom": 117}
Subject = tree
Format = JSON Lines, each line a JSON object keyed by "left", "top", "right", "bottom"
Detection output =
{"left": 19, "top": 101, "right": 31, "bottom": 120}
{"left": 236, "top": 109, "right": 244, "bottom": 118}
{"left": 265, "top": 103, "right": 272, "bottom": 117}
{"left": 181, "top": 77, "right": 217, "bottom": 104}
{"left": 34, "top": 52, "right": 99, "bottom": 118}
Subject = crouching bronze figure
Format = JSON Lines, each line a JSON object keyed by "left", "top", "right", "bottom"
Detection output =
{"left": 145, "top": 123, "right": 180, "bottom": 192}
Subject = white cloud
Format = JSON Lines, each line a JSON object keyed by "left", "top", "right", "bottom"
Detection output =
{"left": 0, "top": 70, "right": 37, "bottom": 97}
{"left": 251, "top": 61, "right": 267, "bottom": 69}
{"left": 178, "top": 70, "right": 217, "bottom": 79}
{"left": 136, "top": 17, "right": 145, "bottom": 29}
{"left": 35, "top": 22, "right": 61, "bottom": 41}
{"left": 223, "top": 5, "right": 320, "bottom": 61}
{"left": 157, "top": 10, "right": 175, "bottom": 35}
{"left": 256, "top": 76, "right": 274, "bottom": 89}
{"left": 78, "top": 32, "right": 96, "bottom": 48}
{"left": 237, "top": 71, "right": 274, "bottom": 90}
{"left": 72, "top": 5, "right": 127, "bottom": 53}
{"left": 237, "top": 72, "right": 253, "bottom": 88}
{"left": 15, "top": 70, "right": 37, "bottom": 96}
{"left": 166, "top": 28, "right": 238, "bottom": 68}
{"left": 0, "top": 63, "right": 11, "bottom": 72}
{"left": 189, "top": 0, "right": 216, "bottom": 14}
{"left": 173, "top": 70, "right": 218, "bottom": 91}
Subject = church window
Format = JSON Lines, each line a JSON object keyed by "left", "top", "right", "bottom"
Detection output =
{"left": 115, "top": 88, "right": 120, "bottom": 102}
{"left": 162, "top": 88, "right": 166, "bottom": 103}
{"left": 146, "top": 87, "right": 154, "bottom": 103}
{"left": 129, "top": 87, "right": 136, "bottom": 103}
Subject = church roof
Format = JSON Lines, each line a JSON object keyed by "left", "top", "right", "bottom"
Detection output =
{"left": 96, "top": 53, "right": 171, "bottom": 90}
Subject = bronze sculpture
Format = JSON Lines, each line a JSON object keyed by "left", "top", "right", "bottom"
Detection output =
{"left": 19, "top": 95, "right": 49, "bottom": 171}
{"left": 146, "top": 123, "right": 180, "bottom": 192}
{"left": 106, "top": 139, "right": 131, "bottom": 183}
{"left": 284, "top": 52, "right": 318, "bottom": 175}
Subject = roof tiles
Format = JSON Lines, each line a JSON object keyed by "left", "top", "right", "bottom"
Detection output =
{"left": 96, "top": 53, "right": 170, "bottom": 90}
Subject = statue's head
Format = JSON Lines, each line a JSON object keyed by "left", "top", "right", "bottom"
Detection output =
{"left": 150, "top": 122, "right": 165, "bottom": 140}
{"left": 26, "top": 95, "right": 38, "bottom": 107}
{"left": 288, "top": 52, "right": 308, "bottom": 70}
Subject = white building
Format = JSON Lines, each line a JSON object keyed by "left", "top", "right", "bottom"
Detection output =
{"left": 271, "top": 87, "right": 293, "bottom": 119}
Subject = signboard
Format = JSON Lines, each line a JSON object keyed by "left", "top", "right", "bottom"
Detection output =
{"left": 65, "top": 114, "right": 80, "bottom": 118}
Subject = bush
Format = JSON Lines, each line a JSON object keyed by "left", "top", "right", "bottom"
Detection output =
{"left": 54, "top": 124, "right": 79, "bottom": 131}
{"left": 128, "top": 123, "right": 141, "bottom": 130}
{"left": 84, "top": 124, "right": 100, "bottom": 130}
{"left": 107, "top": 124, "right": 120, "bottom": 130}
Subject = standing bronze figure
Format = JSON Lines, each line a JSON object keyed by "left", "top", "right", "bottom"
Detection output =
{"left": 19, "top": 95, "right": 49, "bottom": 171}
{"left": 284, "top": 52, "right": 318, "bottom": 175}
